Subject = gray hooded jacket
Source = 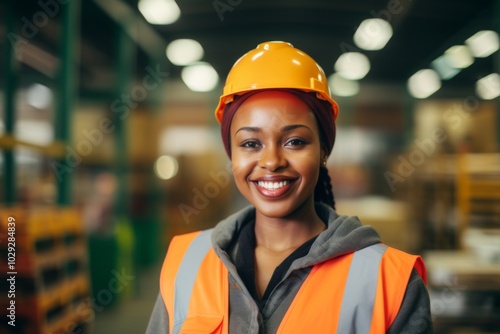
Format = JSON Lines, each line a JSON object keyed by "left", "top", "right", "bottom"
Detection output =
{"left": 146, "top": 203, "right": 433, "bottom": 333}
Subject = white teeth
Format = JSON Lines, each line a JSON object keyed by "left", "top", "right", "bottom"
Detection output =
{"left": 257, "top": 180, "right": 290, "bottom": 190}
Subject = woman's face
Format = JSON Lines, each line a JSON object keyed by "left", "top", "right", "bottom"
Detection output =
{"left": 230, "top": 90, "right": 324, "bottom": 219}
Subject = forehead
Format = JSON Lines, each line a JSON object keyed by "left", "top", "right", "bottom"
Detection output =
{"left": 231, "top": 91, "right": 317, "bottom": 130}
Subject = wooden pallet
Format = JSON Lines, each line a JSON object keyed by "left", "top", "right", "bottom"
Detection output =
{"left": 0, "top": 206, "right": 91, "bottom": 334}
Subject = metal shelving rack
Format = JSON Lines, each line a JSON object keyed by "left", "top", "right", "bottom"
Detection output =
{"left": 0, "top": 2, "right": 93, "bottom": 333}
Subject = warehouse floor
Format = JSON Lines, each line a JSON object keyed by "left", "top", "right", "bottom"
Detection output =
{"left": 89, "top": 263, "right": 161, "bottom": 334}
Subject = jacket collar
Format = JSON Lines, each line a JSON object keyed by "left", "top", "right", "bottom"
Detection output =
{"left": 211, "top": 202, "right": 381, "bottom": 278}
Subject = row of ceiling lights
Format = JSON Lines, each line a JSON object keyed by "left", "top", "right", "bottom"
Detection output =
{"left": 329, "top": 17, "right": 500, "bottom": 100}
{"left": 408, "top": 30, "right": 499, "bottom": 100}
{"left": 138, "top": 0, "right": 499, "bottom": 100}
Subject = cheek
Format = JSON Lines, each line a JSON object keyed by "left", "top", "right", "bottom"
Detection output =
{"left": 231, "top": 155, "right": 253, "bottom": 180}
{"left": 302, "top": 161, "right": 321, "bottom": 179}
{"left": 289, "top": 152, "right": 321, "bottom": 180}
{"left": 231, "top": 160, "right": 253, "bottom": 196}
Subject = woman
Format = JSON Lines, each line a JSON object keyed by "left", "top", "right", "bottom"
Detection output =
{"left": 147, "top": 41, "right": 432, "bottom": 333}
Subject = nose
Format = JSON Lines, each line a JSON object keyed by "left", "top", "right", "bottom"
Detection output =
{"left": 258, "top": 144, "right": 287, "bottom": 171}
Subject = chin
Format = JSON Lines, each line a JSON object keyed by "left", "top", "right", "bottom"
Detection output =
{"left": 251, "top": 198, "right": 310, "bottom": 219}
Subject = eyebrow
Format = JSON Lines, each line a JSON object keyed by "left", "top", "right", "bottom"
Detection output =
{"left": 235, "top": 124, "right": 312, "bottom": 135}
{"left": 282, "top": 124, "right": 312, "bottom": 132}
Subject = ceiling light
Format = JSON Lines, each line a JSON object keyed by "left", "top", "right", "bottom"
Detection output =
{"left": 138, "top": 0, "right": 180, "bottom": 25}
{"left": 154, "top": 155, "right": 179, "bottom": 180}
{"left": 353, "top": 18, "right": 393, "bottom": 51}
{"left": 476, "top": 73, "right": 500, "bottom": 100}
{"left": 181, "top": 62, "right": 219, "bottom": 92}
{"left": 444, "top": 45, "right": 474, "bottom": 69}
{"left": 26, "top": 83, "right": 52, "bottom": 109}
{"left": 407, "top": 69, "right": 441, "bottom": 99}
{"left": 328, "top": 73, "right": 360, "bottom": 97}
{"left": 465, "top": 30, "right": 499, "bottom": 58}
{"left": 431, "top": 55, "right": 461, "bottom": 80}
{"left": 334, "top": 52, "right": 370, "bottom": 80}
{"left": 166, "top": 39, "right": 204, "bottom": 66}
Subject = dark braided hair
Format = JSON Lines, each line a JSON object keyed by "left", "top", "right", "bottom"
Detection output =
{"left": 314, "top": 166, "right": 336, "bottom": 210}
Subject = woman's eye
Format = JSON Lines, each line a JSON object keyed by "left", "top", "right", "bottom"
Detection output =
{"left": 286, "top": 139, "right": 306, "bottom": 147}
{"left": 241, "top": 141, "right": 260, "bottom": 149}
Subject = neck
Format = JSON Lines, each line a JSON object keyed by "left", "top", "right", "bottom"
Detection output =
{"left": 254, "top": 201, "right": 325, "bottom": 253}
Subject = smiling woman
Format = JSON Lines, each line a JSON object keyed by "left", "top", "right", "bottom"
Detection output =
{"left": 146, "top": 41, "right": 433, "bottom": 334}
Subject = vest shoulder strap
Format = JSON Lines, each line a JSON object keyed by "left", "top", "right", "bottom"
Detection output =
{"left": 338, "top": 243, "right": 389, "bottom": 333}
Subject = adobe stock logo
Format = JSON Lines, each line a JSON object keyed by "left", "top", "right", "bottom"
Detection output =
{"left": 178, "top": 162, "right": 233, "bottom": 224}
{"left": 212, "top": 0, "right": 243, "bottom": 22}
{"left": 7, "top": 0, "right": 71, "bottom": 55}
{"left": 385, "top": 96, "right": 479, "bottom": 191}
{"left": 58, "top": 267, "right": 135, "bottom": 334}
{"left": 51, "top": 65, "right": 169, "bottom": 181}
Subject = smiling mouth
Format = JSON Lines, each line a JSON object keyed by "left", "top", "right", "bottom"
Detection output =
{"left": 257, "top": 180, "right": 290, "bottom": 190}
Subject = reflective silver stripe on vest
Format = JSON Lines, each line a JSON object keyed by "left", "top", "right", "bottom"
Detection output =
{"left": 337, "top": 243, "right": 388, "bottom": 334}
{"left": 172, "top": 229, "right": 213, "bottom": 334}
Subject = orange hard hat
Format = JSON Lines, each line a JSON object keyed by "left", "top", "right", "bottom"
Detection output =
{"left": 214, "top": 41, "right": 339, "bottom": 123}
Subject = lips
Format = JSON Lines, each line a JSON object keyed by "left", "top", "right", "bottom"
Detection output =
{"left": 251, "top": 177, "right": 296, "bottom": 199}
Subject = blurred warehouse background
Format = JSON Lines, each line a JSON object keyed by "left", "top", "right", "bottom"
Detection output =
{"left": 0, "top": 0, "right": 499, "bottom": 333}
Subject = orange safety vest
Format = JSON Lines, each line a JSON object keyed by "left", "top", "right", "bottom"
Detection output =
{"left": 160, "top": 229, "right": 427, "bottom": 334}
